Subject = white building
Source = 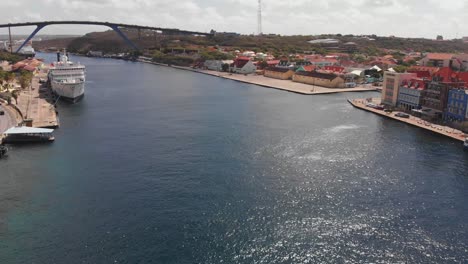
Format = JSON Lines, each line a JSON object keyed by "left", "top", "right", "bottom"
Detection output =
{"left": 204, "top": 60, "right": 234, "bottom": 71}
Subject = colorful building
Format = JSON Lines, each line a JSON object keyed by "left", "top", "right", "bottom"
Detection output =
{"left": 420, "top": 53, "right": 454, "bottom": 68}
{"left": 397, "top": 78, "right": 427, "bottom": 112}
{"left": 445, "top": 88, "right": 468, "bottom": 131}
{"left": 420, "top": 82, "right": 462, "bottom": 121}
{"left": 231, "top": 57, "right": 256, "bottom": 74}
{"left": 264, "top": 67, "right": 295, "bottom": 80}
{"left": 382, "top": 72, "right": 416, "bottom": 107}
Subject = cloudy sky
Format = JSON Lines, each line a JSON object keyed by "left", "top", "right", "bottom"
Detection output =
{"left": 0, "top": 0, "right": 467, "bottom": 38}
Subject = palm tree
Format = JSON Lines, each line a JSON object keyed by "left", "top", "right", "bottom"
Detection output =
{"left": 4, "top": 72, "right": 15, "bottom": 91}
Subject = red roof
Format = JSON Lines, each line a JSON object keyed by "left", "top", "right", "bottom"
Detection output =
{"left": 455, "top": 72, "right": 468, "bottom": 84}
{"left": 409, "top": 66, "right": 440, "bottom": 74}
{"left": 426, "top": 53, "right": 454, "bottom": 60}
{"left": 233, "top": 57, "right": 251, "bottom": 68}
{"left": 401, "top": 78, "right": 427, "bottom": 90}
{"left": 266, "top": 60, "right": 280, "bottom": 65}
{"left": 434, "top": 67, "right": 457, "bottom": 82}
{"left": 236, "top": 56, "right": 251, "bottom": 61}
{"left": 323, "top": 66, "right": 345, "bottom": 73}
{"left": 300, "top": 65, "right": 316, "bottom": 72}
{"left": 23, "top": 65, "right": 36, "bottom": 72}
{"left": 407, "top": 70, "right": 431, "bottom": 79}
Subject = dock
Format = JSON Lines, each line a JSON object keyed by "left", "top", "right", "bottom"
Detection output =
{"left": 15, "top": 68, "right": 59, "bottom": 128}
{"left": 139, "top": 60, "right": 378, "bottom": 95}
{"left": 348, "top": 98, "right": 466, "bottom": 142}
{"left": 196, "top": 70, "right": 378, "bottom": 95}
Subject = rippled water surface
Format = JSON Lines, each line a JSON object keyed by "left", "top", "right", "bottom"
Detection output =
{"left": 1, "top": 54, "right": 467, "bottom": 263}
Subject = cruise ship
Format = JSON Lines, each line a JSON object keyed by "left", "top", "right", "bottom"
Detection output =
{"left": 48, "top": 51, "right": 86, "bottom": 103}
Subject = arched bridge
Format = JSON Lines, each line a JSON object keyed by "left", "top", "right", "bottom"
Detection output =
{"left": 0, "top": 21, "right": 214, "bottom": 53}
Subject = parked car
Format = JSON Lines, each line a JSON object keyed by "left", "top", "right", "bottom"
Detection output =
{"left": 384, "top": 109, "right": 393, "bottom": 113}
{"left": 395, "top": 112, "right": 410, "bottom": 118}
{"left": 374, "top": 105, "right": 384, "bottom": 110}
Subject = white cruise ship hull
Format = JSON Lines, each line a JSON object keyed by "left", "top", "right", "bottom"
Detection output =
{"left": 51, "top": 81, "right": 85, "bottom": 103}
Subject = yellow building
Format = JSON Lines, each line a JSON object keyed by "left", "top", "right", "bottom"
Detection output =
{"left": 382, "top": 72, "right": 416, "bottom": 106}
{"left": 292, "top": 71, "right": 345, "bottom": 88}
{"left": 264, "top": 67, "right": 295, "bottom": 80}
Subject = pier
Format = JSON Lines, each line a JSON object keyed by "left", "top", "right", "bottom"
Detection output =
{"left": 15, "top": 67, "right": 59, "bottom": 128}
{"left": 139, "top": 60, "right": 378, "bottom": 95}
{"left": 348, "top": 98, "right": 466, "bottom": 142}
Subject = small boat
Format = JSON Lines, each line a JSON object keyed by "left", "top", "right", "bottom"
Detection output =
{"left": 464, "top": 138, "right": 468, "bottom": 151}
{"left": 3, "top": 126, "right": 55, "bottom": 143}
{"left": 0, "top": 145, "right": 7, "bottom": 158}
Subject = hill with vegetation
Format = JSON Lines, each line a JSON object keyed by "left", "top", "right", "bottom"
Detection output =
{"left": 33, "top": 30, "right": 468, "bottom": 56}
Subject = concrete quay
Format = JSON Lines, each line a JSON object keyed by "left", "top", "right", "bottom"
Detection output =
{"left": 348, "top": 98, "right": 466, "bottom": 142}
{"left": 196, "top": 70, "right": 378, "bottom": 95}
{"left": 140, "top": 60, "right": 378, "bottom": 95}
{"left": 15, "top": 69, "right": 59, "bottom": 128}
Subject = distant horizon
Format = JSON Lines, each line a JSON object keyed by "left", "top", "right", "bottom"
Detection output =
{"left": 0, "top": 32, "right": 465, "bottom": 41}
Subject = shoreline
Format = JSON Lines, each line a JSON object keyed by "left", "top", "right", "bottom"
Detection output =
{"left": 348, "top": 98, "right": 466, "bottom": 142}
{"left": 139, "top": 59, "right": 379, "bottom": 95}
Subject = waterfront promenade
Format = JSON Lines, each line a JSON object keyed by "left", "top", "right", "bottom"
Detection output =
{"left": 349, "top": 98, "right": 466, "bottom": 142}
{"left": 197, "top": 69, "right": 378, "bottom": 95}
{"left": 141, "top": 60, "right": 378, "bottom": 95}
{"left": 15, "top": 68, "right": 58, "bottom": 128}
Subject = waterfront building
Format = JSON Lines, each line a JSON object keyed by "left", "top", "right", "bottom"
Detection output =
{"left": 231, "top": 57, "right": 256, "bottom": 74}
{"left": 420, "top": 53, "right": 454, "bottom": 67}
{"left": 87, "top": 51, "right": 103, "bottom": 57}
{"left": 306, "top": 58, "right": 339, "bottom": 67}
{"left": 296, "top": 65, "right": 316, "bottom": 72}
{"left": 266, "top": 60, "right": 280, "bottom": 68}
{"left": 276, "top": 60, "right": 292, "bottom": 69}
{"left": 292, "top": 71, "right": 345, "bottom": 88}
{"left": 204, "top": 60, "right": 233, "bottom": 71}
{"left": 264, "top": 67, "right": 294, "bottom": 80}
{"left": 445, "top": 88, "right": 468, "bottom": 132}
{"left": 397, "top": 78, "right": 427, "bottom": 112}
{"left": 381, "top": 72, "right": 416, "bottom": 107}
{"left": 420, "top": 82, "right": 463, "bottom": 121}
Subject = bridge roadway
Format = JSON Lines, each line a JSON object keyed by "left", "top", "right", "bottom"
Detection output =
{"left": 0, "top": 21, "right": 214, "bottom": 52}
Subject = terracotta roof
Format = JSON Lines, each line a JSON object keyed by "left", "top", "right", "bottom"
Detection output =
{"left": 266, "top": 60, "right": 280, "bottom": 65}
{"left": 300, "top": 65, "right": 316, "bottom": 72}
{"left": 408, "top": 66, "right": 440, "bottom": 74}
{"left": 323, "top": 66, "right": 345, "bottom": 73}
{"left": 426, "top": 53, "right": 454, "bottom": 60}
{"left": 401, "top": 78, "right": 427, "bottom": 90}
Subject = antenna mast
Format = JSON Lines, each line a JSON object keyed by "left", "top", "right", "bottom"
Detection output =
{"left": 257, "top": 0, "right": 262, "bottom": 35}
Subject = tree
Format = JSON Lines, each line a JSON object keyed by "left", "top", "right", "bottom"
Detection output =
{"left": 4, "top": 72, "right": 15, "bottom": 91}
{"left": 11, "top": 90, "right": 19, "bottom": 104}
{"left": 18, "top": 70, "right": 33, "bottom": 89}
{"left": 393, "top": 65, "right": 408, "bottom": 73}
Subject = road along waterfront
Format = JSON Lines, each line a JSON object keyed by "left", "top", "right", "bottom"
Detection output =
{"left": 1, "top": 53, "right": 467, "bottom": 263}
{"left": 348, "top": 98, "right": 467, "bottom": 142}
{"left": 140, "top": 59, "right": 378, "bottom": 95}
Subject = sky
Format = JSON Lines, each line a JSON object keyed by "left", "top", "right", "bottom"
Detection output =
{"left": 1, "top": 0, "right": 467, "bottom": 39}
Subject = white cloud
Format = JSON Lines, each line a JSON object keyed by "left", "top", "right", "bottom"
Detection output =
{"left": 0, "top": 0, "right": 465, "bottom": 39}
